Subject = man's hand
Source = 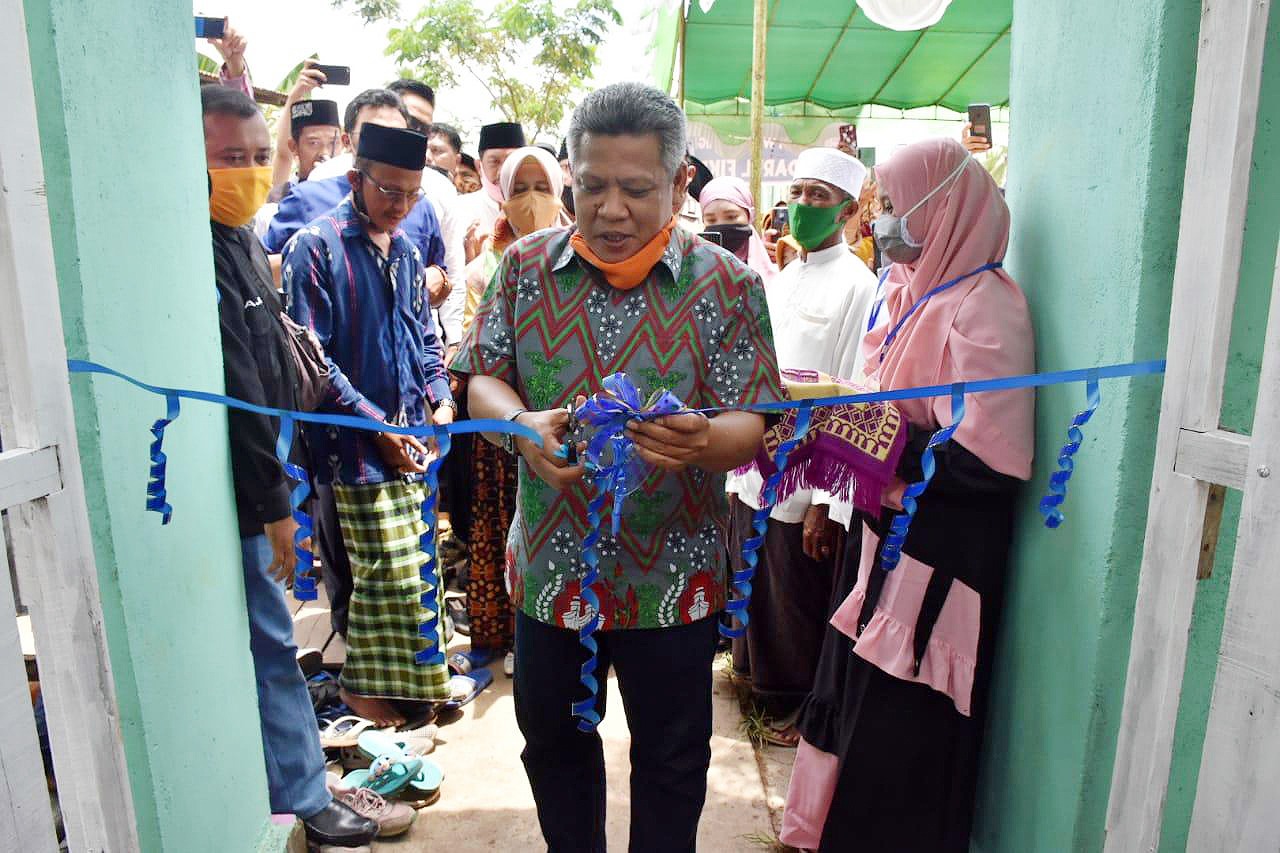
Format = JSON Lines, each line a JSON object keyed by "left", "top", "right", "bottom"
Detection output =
{"left": 464, "top": 220, "right": 490, "bottom": 263}
{"left": 373, "top": 431, "right": 429, "bottom": 475}
{"left": 802, "top": 504, "right": 838, "bottom": 562}
{"left": 626, "top": 412, "right": 711, "bottom": 473}
{"left": 515, "top": 405, "right": 585, "bottom": 492}
{"left": 287, "top": 60, "right": 327, "bottom": 103}
{"left": 264, "top": 516, "right": 311, "bottom": 585}
{"left": 426, "top": 266, "right": 452, "bottom": 308}
{"left": 763, "top": 228, "right": 780, "bottom": 264}
{"left": 209, "top": 23, "right": 248, "bottom": 79}
{"left": 961, "top": 122, "right": 992, "bottom": 154}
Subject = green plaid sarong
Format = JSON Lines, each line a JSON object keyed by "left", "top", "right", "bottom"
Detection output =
{"left": 333, "top": 480, "right": 450, "bottom": 701}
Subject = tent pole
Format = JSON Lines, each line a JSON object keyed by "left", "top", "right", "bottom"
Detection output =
{"left": 677, "top": 3, "right": 687, "bottom": 107}
{"left": 749, "top": 0, "right": 767, "bottom": 210}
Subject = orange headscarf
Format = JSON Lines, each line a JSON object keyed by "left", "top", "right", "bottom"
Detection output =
{"left": 862, "top": 138, "right": 1035, "bottom": 480}
{"left": 570, "top": 217, "right": 678, "bottom": 290}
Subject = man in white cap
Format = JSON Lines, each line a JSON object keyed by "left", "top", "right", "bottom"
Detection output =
{"left": 725, "top": 146, "right": 878, "bottom": 747}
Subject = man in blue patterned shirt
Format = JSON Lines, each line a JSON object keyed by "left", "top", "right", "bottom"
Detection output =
{"left": 284, "top": 123, "right": 455, "bottom": 725}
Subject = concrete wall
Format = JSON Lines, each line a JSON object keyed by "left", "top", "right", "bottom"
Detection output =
{"left": 23, "top": 1, "right": 278, "bottom": 850}
{"left": 971, "top": 0, "right": 1200, "bottom": 850}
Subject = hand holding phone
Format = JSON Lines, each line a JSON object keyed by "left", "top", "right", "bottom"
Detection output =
{"left": 311, "top": 64, "right": 351, "bottom": 87}
{"left": 838, "top": 123, "right": 858, "bottom": 153}
{"left": 194, "top": 15, "right": 226, "bottom": 39}
{"left": 966, "top": 103, "right": 992, "bottom": 150}
{"left": 698, "top": 230, "right": 723, "bottom": 247}
{"left": 771, "top": 204, "right": 789, "bottom": 234}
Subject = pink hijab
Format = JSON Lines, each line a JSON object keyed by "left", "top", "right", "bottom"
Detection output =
{"left": 861, "top": 138, "right": 1035, "bottom": 479}
{"left": 698, "top": 176, "right": 778, "bottom": 286}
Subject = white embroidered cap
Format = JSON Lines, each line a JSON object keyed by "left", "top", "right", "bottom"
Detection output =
{"left": 792, "top": 147, "right": 868, "bottom": 199}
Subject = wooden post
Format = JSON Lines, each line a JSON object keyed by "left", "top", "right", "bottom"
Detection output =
{"left": 749, "top": 0, "right": 767, "bottom": 210}
{"left": 0, "top": 0, "right": 139, "bottom": 848}
{"left": 1103, "top": 0, "right": 1272, "bottom": 849}
{"left": 677, "top": 4, "right": 687, "bottom": 108}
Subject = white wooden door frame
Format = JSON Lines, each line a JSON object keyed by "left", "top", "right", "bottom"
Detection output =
{"left": 0, "top": 0, "right": 140, "bottom": 848}
{"left": 1104, "top": 0, "right": 1273, "bottom": 850}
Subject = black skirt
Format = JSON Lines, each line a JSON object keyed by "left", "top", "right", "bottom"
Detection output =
{"left": 795, "top": 432, "right": 1019, "bottom": 853}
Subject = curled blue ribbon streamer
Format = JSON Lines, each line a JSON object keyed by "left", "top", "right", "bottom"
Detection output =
{"left": 145, "top": 393, "right": 180, "bottom": 524}
{"left": 416, "top": 430, "right": 451, "bottom": 667}
{"left": 1039, "top": 372, "right": 1101, "bottom": 529}
{"left": 879, "top": 385, "right": 966, "bottom": 572}
{"left": 570, "top": 480, "right": 608, "bottom": 732}
{"left": 721, "top": 402, "right": 815, "bottom": 640}
{"left": 275, "top": 415, "right": 317, "bottom": 601}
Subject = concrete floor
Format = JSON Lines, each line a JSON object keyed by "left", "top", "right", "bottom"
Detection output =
{"left": 370, "top": 653, "right": 796, "bottom": 852}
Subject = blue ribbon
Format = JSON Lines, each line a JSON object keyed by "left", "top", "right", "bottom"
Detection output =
{"left": 416, "top": 430, "right": 451, "bottom": 667}
{"left": 722, "top": 401, "right": 815, "bottom": 640}
{"left": 577, "top": 373, "right": 684, "bottom": 537}
{"left": 880, "top": 385, "right": 967, "bottom": 572}
{"left": 1039, "top": 372, "right": 1101, "bottom": 529}
{"left": 145, "top": 393, "right": 180, "bottom": 524}
{"left": 571, "top": 475, "right": 608, "bottom": 732}
{"left": 275, "top": 415, "right": 317, "bottom": 601}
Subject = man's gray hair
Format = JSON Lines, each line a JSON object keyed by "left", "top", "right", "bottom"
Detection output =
{"left": 567, "top": 82, "right": 688, "bottom": 179}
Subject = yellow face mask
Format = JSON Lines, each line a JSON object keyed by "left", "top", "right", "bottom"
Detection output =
{"left": 502, "top": 190, "right": 562, "bottom": 237}
{"left": 208, "top": 166, "right": 272, "bottom": 228}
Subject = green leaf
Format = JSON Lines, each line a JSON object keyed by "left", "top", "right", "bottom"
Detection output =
{"left": 197, "top": 53, "right": 220, "bottom": 76}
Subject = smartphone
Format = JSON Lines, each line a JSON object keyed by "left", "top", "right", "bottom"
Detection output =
{"left": 967, "top": 103, "right": 992, "bottom": 145}
{"left": 699, "top": 230, "right": 723, "bottom": 247}
{"left": 771, "top": 204, "right": 789, "bottom": 234}
{"left": 312, "top": 64, "right": 351, "bottom": 86}
{"left": 194, "top": 15, "right": 226, "bottom": 38}
{"left": 839, "top": 123, "right": 858, "bottom": 150}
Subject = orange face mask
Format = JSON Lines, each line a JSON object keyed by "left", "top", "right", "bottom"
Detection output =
{"left": 570, "top": 216, "right": 678, "bottom": 290}
{"left": 208, "top": 166, "right": 272, "bottom": 228}
{"left": 502, "top": 190, "right": 562, "bottom": 237}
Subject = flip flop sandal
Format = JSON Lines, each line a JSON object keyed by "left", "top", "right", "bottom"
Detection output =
{"left": 342, "top": 751, "right": 423, "bottom": 797}
{"left": 357, "top": 730, "right": 436, "bottom": 764}
{"left": 402, "top": 757, "right": 444, "bottom": 796}
{"left": 319, "top": 716, "right": 382, "bottom": 749}
{"left": 440, "top": 668, "right": 493, "bottom": 712}
{"left": 395, "top": 787, "right": 442, "bottom": 809}
{"left": 447, "top": 648, "right": 495, "bottom": 676}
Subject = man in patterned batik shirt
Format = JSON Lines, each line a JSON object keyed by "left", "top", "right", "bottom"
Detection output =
{"left": 452, "top": 82, "right": 785, "bottom": 853}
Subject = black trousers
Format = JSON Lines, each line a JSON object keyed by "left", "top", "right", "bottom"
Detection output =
{"left": 513, "top": 610, "right": 720, "bottom": 853}
{"left": 312, "top": 483, "right": 352, "bottom": 636}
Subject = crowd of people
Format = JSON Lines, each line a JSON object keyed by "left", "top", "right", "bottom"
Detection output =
{"left": 201, "top": 19, "right": 1028, "bottom": 852}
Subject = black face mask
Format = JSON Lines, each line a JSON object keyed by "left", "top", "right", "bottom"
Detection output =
{"left": 561, "top": 184, "right": 576, "bottom": 217}
{"left": 703, "top": 224, "right": 754, "bottom": 261}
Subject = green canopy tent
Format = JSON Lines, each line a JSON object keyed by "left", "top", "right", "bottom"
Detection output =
{"left": 650, "top": 0, "right": 1011, "bottom": 202}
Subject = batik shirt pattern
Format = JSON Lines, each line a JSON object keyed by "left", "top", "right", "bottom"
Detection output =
{"left": 452, "top": 226, "right": 784, "bottom": 630}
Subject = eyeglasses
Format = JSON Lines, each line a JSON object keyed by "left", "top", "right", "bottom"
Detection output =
{"left": 359, "top": 171, "right": 424, "bottom": 205}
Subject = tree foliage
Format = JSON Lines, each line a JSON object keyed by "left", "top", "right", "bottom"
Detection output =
{"left": 379, "top": 0, "right": 620, "bottom": 140}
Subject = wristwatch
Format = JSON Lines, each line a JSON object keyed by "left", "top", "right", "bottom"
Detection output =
{"left": 436, "top": 398, "right": 458, "bottom": 412}
{"left": 500, "top": 408, "right": 528, "bottom": 455}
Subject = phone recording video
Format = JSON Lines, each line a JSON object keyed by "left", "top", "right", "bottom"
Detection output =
{"left": 312, "top": 64, "right": 352, "bottom": 86}
{"left": 967, "top": 103, "right": 992, "bottom": 146}
{"left": 194, "top": 15, "right": 226, "bottom": 39}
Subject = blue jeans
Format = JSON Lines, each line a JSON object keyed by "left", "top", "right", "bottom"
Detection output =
{"left": 241, "top": 535, "right": 331, "bottom": 818}
{"left": 514, "top": 610, "right": 720, "bottom": 853}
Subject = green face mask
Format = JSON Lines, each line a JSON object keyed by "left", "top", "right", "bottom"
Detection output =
{"left": 788, "top": 201, "right": 845, "bottom": 250}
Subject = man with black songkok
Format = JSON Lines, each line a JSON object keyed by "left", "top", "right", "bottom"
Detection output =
{"left": 458, "top": 121, "right": 526, "bottom": 260}
{"left": 283, "top": 124, "right": 456, "bottom": 726}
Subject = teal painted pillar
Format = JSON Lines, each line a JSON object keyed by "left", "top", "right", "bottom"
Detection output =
{"left": 971, "top": 0, "right": 1200, "bottom": 850}
{"left": 23, "top": 1, "right": 284, "bottom": 850}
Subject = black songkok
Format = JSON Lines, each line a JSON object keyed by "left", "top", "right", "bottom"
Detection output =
{"left": 357, "top": 123, "right": 428, "bottom": 171}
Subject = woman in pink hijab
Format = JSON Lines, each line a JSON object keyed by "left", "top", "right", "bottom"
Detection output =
{"left": 781, "top": 138, "right": 1034, "bottom": 852}
{"left": 698, "top": 176, "right": 778, "bottom": 286}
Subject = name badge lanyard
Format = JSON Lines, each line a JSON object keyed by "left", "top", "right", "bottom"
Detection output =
{"left": 878, "top": 261, "right": 1003, "bottom": 364}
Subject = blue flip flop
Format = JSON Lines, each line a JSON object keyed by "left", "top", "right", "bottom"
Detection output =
{"left": 442, "top": 667, "right": 493, "bottom": 711}
{"left": 342, "top": 748, "right": 422, "bottom": 797}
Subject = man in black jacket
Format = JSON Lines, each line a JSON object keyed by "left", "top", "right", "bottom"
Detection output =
{"left": 202, "top": 84, "right": 378, "bottom": 848}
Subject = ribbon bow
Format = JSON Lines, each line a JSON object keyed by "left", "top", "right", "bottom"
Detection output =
{"left": 575, "top": 373, "right": 685, "bottom": 536}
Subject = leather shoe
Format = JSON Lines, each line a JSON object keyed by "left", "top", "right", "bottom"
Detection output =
{"left": 302, "top": 799, "right": 378, "bottom": 847}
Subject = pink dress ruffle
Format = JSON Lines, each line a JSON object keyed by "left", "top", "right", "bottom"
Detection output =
{"left": 828, "top": 523, "right": 980, "bottom": 716}
{"left": 780, "top": 738, "right": 839, "bottom": 850}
